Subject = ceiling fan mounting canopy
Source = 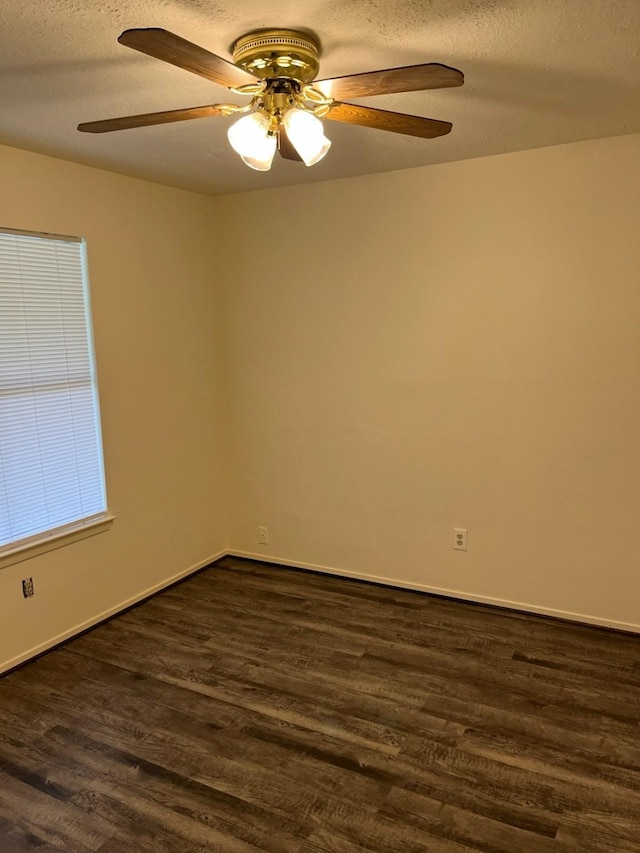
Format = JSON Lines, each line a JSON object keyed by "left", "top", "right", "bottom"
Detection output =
{"left": 231, "top": 28, "right": 320, "bottom": 84}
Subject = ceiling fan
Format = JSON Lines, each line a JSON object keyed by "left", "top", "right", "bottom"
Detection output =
{"left": 78, "top": 28, "right": 464, "bottom": 171}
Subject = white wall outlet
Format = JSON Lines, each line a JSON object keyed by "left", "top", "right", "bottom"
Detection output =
{"left": 258, "top": 526, "right": 269, "bottom": 545}
{"left": 453, "top": 528, "right": 468, "bottom": 551}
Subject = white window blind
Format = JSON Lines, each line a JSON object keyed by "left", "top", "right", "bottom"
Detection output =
{"left": 0, "top": 228, "right": 107, "bottom": 553}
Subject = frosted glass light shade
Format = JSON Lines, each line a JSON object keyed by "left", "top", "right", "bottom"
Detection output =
{"left": 283, "top": 108, "right": 331, "bottom": 167}
{"left": 241, "top": 153, "right": 276, "bottom": 171}
{"left": 228, "top": 112, "right": 277, "bottom": 170}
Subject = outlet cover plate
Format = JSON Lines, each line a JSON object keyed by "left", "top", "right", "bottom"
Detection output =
{"left": 453, "top": 528, "right": 468, "bottom": 551}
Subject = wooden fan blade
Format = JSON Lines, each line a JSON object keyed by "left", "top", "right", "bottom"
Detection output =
{"left": 118, "top": 28, "right": 257, "bottom": 88}
{"left": 316, "top": 63, "right": 463, "bottom": 100}
{"left": 326, "top": 102, "right": 452, "bottom": 138}
{"left": 78, "top": 105, "right": 227, "bottom": 133}
{"left": 277, "top": 127, "right": 303, "bottom": 161}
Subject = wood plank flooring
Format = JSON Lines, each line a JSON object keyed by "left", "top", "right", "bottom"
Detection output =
{"left": 2, "top": 556, "right": 640, "bottom": 851}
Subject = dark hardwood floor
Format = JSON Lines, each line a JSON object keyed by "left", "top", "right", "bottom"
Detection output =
{"left": 2, "top": 557, "right": 640, "bottom": 851}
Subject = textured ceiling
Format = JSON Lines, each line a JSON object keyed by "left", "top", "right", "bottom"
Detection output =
{"left": 1, "top": 0, "right": 639, "bottom": 196}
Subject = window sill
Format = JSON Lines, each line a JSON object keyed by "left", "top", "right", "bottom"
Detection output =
{"left": 0, "top": 514, "right": 116, "bottom": 570}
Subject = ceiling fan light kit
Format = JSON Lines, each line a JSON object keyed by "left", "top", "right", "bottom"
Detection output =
{"left": 78, "top": 26, "right": 464, "bottom": 173}
{"left": 224, "top": 29, "right": 332, "bottom": 169}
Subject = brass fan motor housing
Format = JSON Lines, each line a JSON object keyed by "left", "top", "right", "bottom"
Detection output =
{"left": 232, "top": 29, "right": 320, "bottom": 83}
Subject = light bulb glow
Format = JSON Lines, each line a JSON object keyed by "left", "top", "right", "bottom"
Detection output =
{"left": 283, "top": 108, "right": 331, "bottom": 167}
{"left": 228, "top": 112, "right": 277, "bottom": 170}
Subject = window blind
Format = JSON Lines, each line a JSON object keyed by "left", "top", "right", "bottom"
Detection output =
{"left": 0, "top": 229, "right": 107, "bottom": 552}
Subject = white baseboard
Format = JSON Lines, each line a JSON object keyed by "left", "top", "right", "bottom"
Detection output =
{"left": 5, "top": 547, "right": 638, "bottom": 676}
{"left": 228, "top": 549, "right": 640, "bottom": 636}
{"left": 0, "top": 550, "right": 227, "bottom": 675}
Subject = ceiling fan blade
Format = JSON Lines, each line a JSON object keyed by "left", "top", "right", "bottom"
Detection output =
{"left": 118, "top": 28, "right": 257, "bottom": 89}
{"left": 277, "top": 126, "right": 304, "bottom": 161}
{"left": 326, "top": 102, "right": 452, "bottom": 138}
{"left": 316, "top": 63, "right": 463, "bottom": 100}
{"left": 78, "top": 104, "right": 228, "bottom": 133}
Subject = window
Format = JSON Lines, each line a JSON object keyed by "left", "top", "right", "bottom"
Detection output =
{"left": 0, "top": 228, "right": 108, "bottom": 557}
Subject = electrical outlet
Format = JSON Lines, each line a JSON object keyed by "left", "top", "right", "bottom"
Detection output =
{"left": 258, "top": 526, "right": 269, "bottom": 545}
{"left": 22, "top": 577, "right": 35, "bottom": 598}
{"left": 453, "top": 528, "right": 468, "bottom": 551}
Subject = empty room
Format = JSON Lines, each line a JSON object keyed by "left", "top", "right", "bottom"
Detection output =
{"left": 1, "top": 1, "right": 640, "bottom": 850}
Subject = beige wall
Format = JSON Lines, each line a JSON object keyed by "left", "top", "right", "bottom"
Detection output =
{"left": 0, "top": 145, "right": 227, "bottom": 671}
{"left": 2, "top": 132, "right": 639, "bottom": 672}
{"left": 217, "top": 133, "right": 640, "bottom": 631}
